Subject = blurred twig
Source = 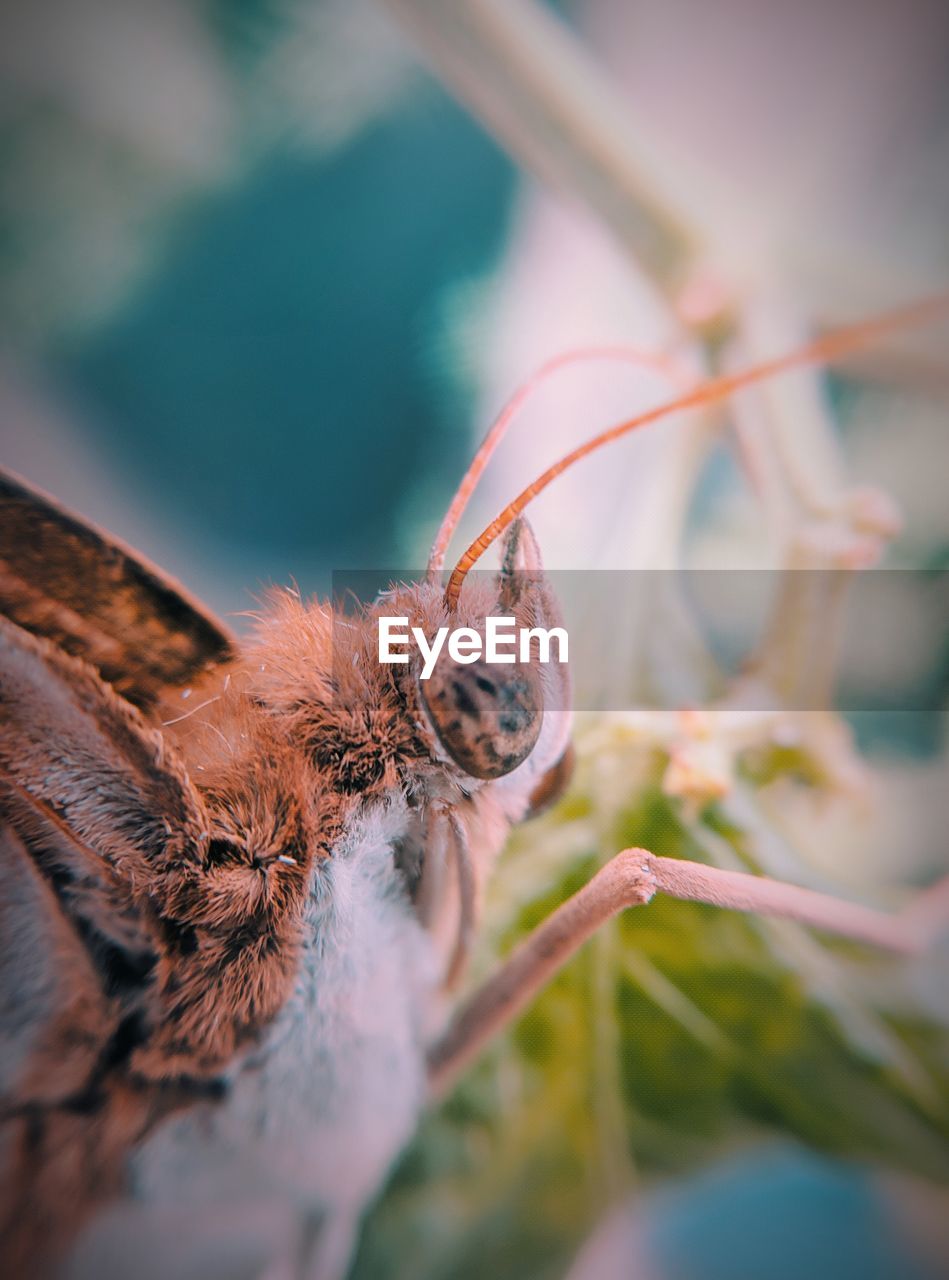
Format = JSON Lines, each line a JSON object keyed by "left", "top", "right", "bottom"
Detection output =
{"left": 378, "top": 0, "right": 705, "bottom": 294}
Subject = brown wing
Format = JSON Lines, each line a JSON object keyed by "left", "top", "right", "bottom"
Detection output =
{"left": 0, "top": 468, "right": 236, "bottom": 709}
{"left": 0, "top": 616, "right": 315, "bottom": 1274}
{"left": 0, "top": 816, "right": 158, "bottom": 1277}
{"left": 0, "top": 614, "right": 216, "bottom": 1273}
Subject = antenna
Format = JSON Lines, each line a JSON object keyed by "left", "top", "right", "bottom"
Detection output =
{"left": 444, "top": 295, "right": 949, "bottom": 609}
{"left": 427, "top": 345, "right": 693, "bottom": 574}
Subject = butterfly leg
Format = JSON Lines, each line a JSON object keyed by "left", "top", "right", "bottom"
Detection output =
{"left": 428, "top": 849, "right": 949, "bottom": 1097}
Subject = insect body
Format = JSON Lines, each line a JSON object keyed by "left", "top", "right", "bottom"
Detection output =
{"left": 0, "top": 470, "right": 570, "bottom": 1278}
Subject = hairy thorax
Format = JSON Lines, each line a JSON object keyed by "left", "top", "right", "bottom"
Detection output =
{"left": 62, "top": 580, "right": 567, "bottom": 1275}
{"left": 129, "top": 797, "right": 439, "bottom": 1222}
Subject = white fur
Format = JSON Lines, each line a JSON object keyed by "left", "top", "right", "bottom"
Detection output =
{"left": 68, "top": 800, "right": 440, "bottom": 1280}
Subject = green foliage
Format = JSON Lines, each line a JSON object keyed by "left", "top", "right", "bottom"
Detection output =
{"left": 351, "top": 726, "right": 949, "bottom": 1280}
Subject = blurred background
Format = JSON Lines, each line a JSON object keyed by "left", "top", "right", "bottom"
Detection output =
{"left": 2, "top": 1, "right": 949, "bottom": 1278}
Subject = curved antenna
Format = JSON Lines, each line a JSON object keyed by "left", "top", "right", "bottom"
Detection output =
{"left": 444, "top": 294, "right": 949, "bottom": 609}
{"left": 427, "top": 345, "right": 693, "bottom": 574}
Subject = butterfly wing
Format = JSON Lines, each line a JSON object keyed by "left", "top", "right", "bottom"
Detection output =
{"left": 0, "top": 468, "right": 235, "bottom": 709}
{"left": 0, "top": 477, "right": 319, "bottom": 1272}
{"left": 0, "top": 604, "right": 315, "bottom": 1273}
{"left": 0, "top": 611, "right": 220, "bottom": 1272}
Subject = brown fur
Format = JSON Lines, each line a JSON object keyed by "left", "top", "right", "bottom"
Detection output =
{"left": 0, "top": 470, "right": 568, "bottom": 1274}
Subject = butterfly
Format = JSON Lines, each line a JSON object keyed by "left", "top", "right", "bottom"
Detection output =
{"left": 1, "top": 298, "right": 946, "bottom": 1279}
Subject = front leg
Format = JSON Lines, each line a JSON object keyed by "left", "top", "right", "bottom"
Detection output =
{"left": 429, "top": 850, "right": 949, "bottom": 1096}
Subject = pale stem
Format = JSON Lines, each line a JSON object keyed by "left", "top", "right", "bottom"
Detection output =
{"left": 428, "top": 848, "right": 948, "bottom": 1098}
{"left": 750, "top": 566, "right": 852, "bottom": 712}
{"left": 730, "top": 294, "right": 847, "bottom": 523}
{"left": 379, "top": 0, "right": 703, "bottom": 288}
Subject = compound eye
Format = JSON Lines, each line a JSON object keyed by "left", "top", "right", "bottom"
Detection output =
{"left": 419, "top": 658, "right": 542, "bottom": 780}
